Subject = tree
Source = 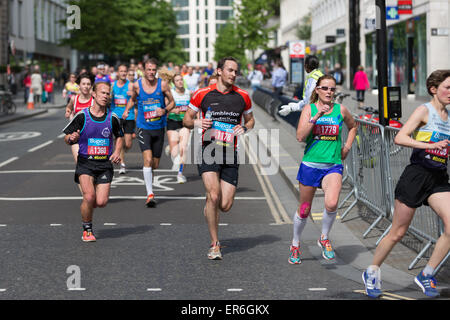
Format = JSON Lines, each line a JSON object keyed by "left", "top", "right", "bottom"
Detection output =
{"left": 214, "top": 0, "right": 279, "bottom": 65}
{"left": 62, "top": 0, "right": 185, "bottom": 64}
{"left": 296, "top": 13, "right": 311, "bottom": 41}
{"left": 213, "top": 23, "right": 247, "bottom": 65}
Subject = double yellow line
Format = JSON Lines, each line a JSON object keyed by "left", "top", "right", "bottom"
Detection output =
{"left": 245, "top": 138, "right": 292, "bottom": 224}
{"left": 353, "top": 289, "right": 416, "bottom": 300}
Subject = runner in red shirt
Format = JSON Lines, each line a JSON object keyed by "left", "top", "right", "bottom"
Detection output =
{"left": 183, "top": 56, "right": 255, "bottom": 260}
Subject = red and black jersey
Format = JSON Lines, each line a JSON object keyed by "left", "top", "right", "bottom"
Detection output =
{"left": 189, "top": 83, "right": 252, "bottom": 124}
{"left": 189, "top": 83, "right": 252, "bottom": 148}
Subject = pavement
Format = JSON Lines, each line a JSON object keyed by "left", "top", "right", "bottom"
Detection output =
{"left": 1, "top": 86, "right": 449, "bottom": 298}
{"left": 0, "top": 89, "right": 66, "bottom": 126}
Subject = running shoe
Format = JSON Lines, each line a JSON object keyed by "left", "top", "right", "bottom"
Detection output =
{"left": 362, "top": 268, "right": 382, "bottom": 298}
{"left": 81, "top": 230, "right": 96, "bottom": 242}
{"left": 288, "top": 245, "right": 301, "bottom": 264}
{"left": 414, "top": 271, "right": 440, "bottom": 298}
{"left": 207, "top": 242, "right": 222, "bottom": 260}
{"left": 145, "top": 193, "right": 156, "bottom": 208}
{"left": 164, "top": 145, "right": 170, "bottom": 157}
{"left": 177, "top": 174, "right": 187, "bottom": 184}
{"left": 119, "top": 164, "right": 126, "bottom": 174}
{"left": 317, "top": 237, "right": 335, "bottom": 260}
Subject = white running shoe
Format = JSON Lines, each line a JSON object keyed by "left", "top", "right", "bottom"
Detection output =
{"left": 177, "top": 174, "right": 187, "bottom": 184}
{"left": 164, "top": 145, "right": 170, "bottom": 157}
{"left": 171, "top": 155, "right": 180, "bottom": 171}
{"left": 119, "top": 164, "right": 126, "bottom": 174}
{"left": 207, "top": 242, "right": 222, "bottom": 260}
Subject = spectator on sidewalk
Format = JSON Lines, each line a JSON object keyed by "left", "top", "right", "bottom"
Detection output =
{"left": 247, "top": 64, "right": 263, "bottom": 91}
{"left": 279, "top": 55, "right": 324, "bottom": 116}
{"left": 353, "top": 65, "right": 370, "bottom": 108}
{"left": 23, "top": 71, "right": 31, "bottom": 104}
{"left": 44, "top": 78, "right": 55, "bottom": 104}
{"left": 332, "top": 63, "right": 344, "bottom": 91}
{"left": 272, "top": 60, "right": 287, "bottom": 97}
{"left": 31, "top": 69, "right": 43, "bottom": 108}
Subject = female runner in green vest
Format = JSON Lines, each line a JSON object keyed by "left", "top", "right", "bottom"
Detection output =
{"left": 288, "top": 75, "right": 357, "bottom": 264}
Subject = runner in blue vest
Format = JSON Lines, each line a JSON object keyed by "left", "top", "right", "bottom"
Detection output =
{"left": 123, "top": 58, "right": 175, "bottom": 207}
{"left": 111, "top": 64, "right": 135, "bottom": 174}
{"left": 63, "top": 81, "right": 124, "bottom": 242}
{"left": 279, "top": 55, "right": 324, "bottom": 116}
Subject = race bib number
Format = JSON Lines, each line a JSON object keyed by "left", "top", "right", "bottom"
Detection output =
{"left": 425, "top": 131, "right": 449, "bottom": 164}
{"left": 143, "top": 103, "right": 161, "bottom": 122}
{"left": 313, "top": 117, "right": 339, "bottom": 141}
{"left": 178, "top": 105, "right": 189, "bottom": 115}
{"left": 87, "top": 138, "right": 109, "bottom": 160}
{"left": 114, "top": 97, "right": 127, "bottom": 107}
{"left": 212, "top": 121, "right": 235, "bottom": 148}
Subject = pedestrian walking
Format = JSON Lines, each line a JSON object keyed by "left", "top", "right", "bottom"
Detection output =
{"left": 271, "top": 60, "right": 287, "bottom": 97}
{"left": 288, "top": 74, "right": 357, "bottom": 265}
{"left": 247, "top": 65, "right": 263, "bottom": 91}
{"left": 62, "top": 81, "right": 124, "bottom": 242}
{"left": 122, "top": 58, "right": 175, "bottom": 208}
{"left": 31, "top": 69, "right": 43, "bottom": 108}
{"left": 183, "top": 56, "right": 255, "bottom": 260}
{"left": 279, "top": 55, "right": 324, "bottom": 116}
{"left": 363, "top": 70, "right": 450, "bottom": 298}
{"left": 353, "top": 65, "right": 370, "bottom": 108}
{"left": 44, "top": 78, "right": 54, "bottom": 104}
{"left": 22, "top": 71, "right": 31, "bottom": 104}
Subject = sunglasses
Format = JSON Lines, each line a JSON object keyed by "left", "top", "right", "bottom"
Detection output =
{"left": 317, "top": 86, "right": 337, "bottom": 92}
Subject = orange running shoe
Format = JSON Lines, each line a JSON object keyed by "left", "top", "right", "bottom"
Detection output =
{"left": 82, "top": 230, "right": 96, "bottom": 242}
{"left": 145, "top": 193, "right": 156, "bottom": 208}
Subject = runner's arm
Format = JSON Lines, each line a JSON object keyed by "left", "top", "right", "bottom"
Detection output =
{"left": 123, "top": 82, "right": 138, "bottom": 119}
{"left": 62, "top": 112, "right": 85, "bottom": 145}
{"left": 110, "top": 115, "right": 124, "bottom": 164}
{"left": 65, "top": 96, "right": 75, "bottom": 118}
{"left": 394, "top": 105, "right": 449, "bottom": 150}
{"left": 162, "top": 80, "right": 175, "bottom": 113}
{"left": 341, "top": 105, "right": 358, "bottom": 159}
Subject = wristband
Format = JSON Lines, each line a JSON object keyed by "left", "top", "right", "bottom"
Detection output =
{"left": 309, "top": 117, "right": 317, "bottom": 124}
{"left": 243, "top": 126, "right": 248, "bottom": 133}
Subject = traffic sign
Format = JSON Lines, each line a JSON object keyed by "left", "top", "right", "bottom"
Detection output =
{"left": 289, "top": 40, "right": 305, "bottom": 58}
{"left": 386, "top": 6, "right": 399, "bottom": 20}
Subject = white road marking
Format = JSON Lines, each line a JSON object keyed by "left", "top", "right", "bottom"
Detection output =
{"left": 68, "top": 288, "right": 86, "bottom": 291}
{"left": 147, "top": 288, "right": 162, "bottom": 292}
{"left": 0, "top": 224, "right": 7, "bottom": 227}
{"left": 218, "top": 223, "right": 228, "bottom": 226}
{"left": 0, "top": 289, "right": 6, "bottom": 292}
{"left": 227, "top": 288, "right": 243, "bottom": 292}
{"left": 57, "top": 133, "right": 65, "bottom": 139}
{"left": 160, "top": 223, "right": 172, "bottom": 226}
{"left": 104, "top": 223, "right": 117, "bottom": 226}
{"left": 0, "top": 157, "right": 19, "bottom": 168}
{"left": 308, "top": 288, "right": 327, "bottom": 291}
{"left": 27, "top": 140, "right": 54, "bottom": 153}
{"left": 50, "top": 224, "right": 62, "bottom": 227}
{"left": 0, "top": 196, "right": 266, "bottom": 201}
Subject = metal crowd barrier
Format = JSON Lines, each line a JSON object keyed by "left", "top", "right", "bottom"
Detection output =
{"left": 340, "top": 120, "right": 448, "bottom": 275}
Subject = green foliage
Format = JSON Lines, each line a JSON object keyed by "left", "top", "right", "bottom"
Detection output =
{"left": 62, "top": 0, "right": 185, "bottom": 64}
{"left": 296, "top": 13, "right": 311, "bottom": 41}
{"left": 214, "top": 0, "right": 279, "bottom": 64}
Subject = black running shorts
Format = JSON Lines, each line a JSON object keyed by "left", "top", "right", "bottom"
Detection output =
{"left": 75, "top": 156, "right": 114, "bottom": 185}
{"left": 197, "top": 145, "right": 239, "bottom": 186}
{"left": 120, "top": 119, "right": 136, "bottom": 134}
{"left": 167, "top": 119, "right": 184, "bottom": 131}
{"left": 394, "top": 163, "right": 450, "bottom": 208}
{"left": 136, "top": 127, "right": 165, "bottom": 158}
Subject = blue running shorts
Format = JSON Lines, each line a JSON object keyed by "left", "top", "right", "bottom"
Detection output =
{"left": 297, "top": 162, "right": 343, "bottom": 188}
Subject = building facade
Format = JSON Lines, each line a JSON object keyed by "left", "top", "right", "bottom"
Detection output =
{"left": 172, "top": 0, "right": 235, "bottom": 66}
{"left": 310, "top": 0, "right": 450, "bottom": 97}
{"left": 279, "top": 0, "right": 311, "bottom": 78}
{"left": 8, "top": 0, "right": 76, "bottom": 76}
